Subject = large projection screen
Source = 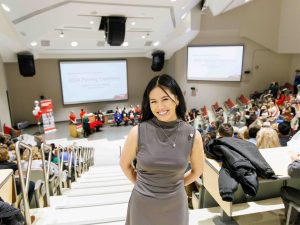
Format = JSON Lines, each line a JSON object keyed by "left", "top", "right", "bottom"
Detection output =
{"left": 187, "top": 45, "right": 244, "bottom": 81}
{"left": 59, "top": 60, "right": 128, "bottom": 105}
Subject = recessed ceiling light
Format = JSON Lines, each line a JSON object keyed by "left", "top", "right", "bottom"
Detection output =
{"left": 181, "top": 13, "right": 187, "bottom": 20}
{"left": 170, "top": 0, "right": 176, "bottom": 2}
{"left": 30, "top": 41, "right": 37, "bottom": 46}
{"left": 60, "top": 31, "right": 64, "bottom": 38}
{"left": 153, "top": 41, "right": 160, "bottom": 46}
{"left": 141, "top": 35, "right": 146, "bottom": 39}
{"left": 71, "top": 41, "right": 78, "bottom": 47}
{"left": 122, "top": 42, "right": 129, "bottom": 47}
{"left": 1, "top": 3, "right": 10, "bottom": 12}
{"left": 89, "top": 20, "right": 94, "bottom": 25}
{"left": 131, "top": 22, "right": 136, "bottom": 26}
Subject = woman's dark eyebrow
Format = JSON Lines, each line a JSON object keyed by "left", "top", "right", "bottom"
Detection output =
{"left": 150, "top": 95, "right": 169, "bottom": 101}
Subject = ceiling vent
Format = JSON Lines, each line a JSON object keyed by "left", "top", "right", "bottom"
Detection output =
{"left": 41, "top": 40, "right": 50, "bottom": 46}
{"left": 144, "top": 41, "right": 152, "bottom": 46}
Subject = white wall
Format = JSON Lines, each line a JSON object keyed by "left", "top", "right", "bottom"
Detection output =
{"left": 5, "top": 58, "right": 165, "bottom": 125}
{"left": 165, "top": 3, "right": 292, "bottom": 110}
{"left": 0, "top": 56, "right": 11, "bottom": 129}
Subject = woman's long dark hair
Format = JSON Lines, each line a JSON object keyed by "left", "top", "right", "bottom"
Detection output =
{"left": 141, "top": 74, "right": 186, "bottom": 122}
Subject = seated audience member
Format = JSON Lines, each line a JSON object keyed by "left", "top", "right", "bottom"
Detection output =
{"left": 281, "top": 152, "right": 300, "bottom": 225}
{"left": 218, "top": 123, "right": 234, "bottom": 138}
{"left": 247, "top": 125, "right": 261, "bottom": 145}
{"left": 278, "top": 121, "right": 292, "bottom": 146}
{"left": 69, "top": 111, "right": 77, "bottom": 124}
{"left": 276, "top": 89, "right": 286, "bottom": 106}
{"left": 21, "top": 147, "right": 43, "bottom": 170}
{"left": 0, "top": 148, "right": 35, "bottom": 203}
{"left": 256, "top": 127, "right": 281, "bottom": 149}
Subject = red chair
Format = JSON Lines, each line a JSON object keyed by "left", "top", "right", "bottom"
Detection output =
{"left": 211, "top": 102, "right": 220, "bottom": 114}
{"left": 200, "top": 106, "right": 208, "bottom": 120}
{"left": 224, "top": 98, "right": 235, "bottom": 110}
{"left": 284, "top": 82, "right": 293, "bottom": 92}
{"left": 237, "top": 94, "right": 250, "bottom": 106}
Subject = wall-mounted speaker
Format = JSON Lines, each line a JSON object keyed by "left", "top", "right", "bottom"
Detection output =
{"left": 151, "top": 50, "right": 165, "bottom": 72}
{"left": 17, "top": 52, "right": 35, "bottom": 77}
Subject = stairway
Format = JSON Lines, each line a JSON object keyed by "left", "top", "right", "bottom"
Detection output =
{"left": 31, "top": 165, "right": 131, "bottom": 225}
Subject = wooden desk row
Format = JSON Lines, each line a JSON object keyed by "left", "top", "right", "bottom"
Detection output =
{"left": 202, "top": 146, "right": 298, "bottom": 219}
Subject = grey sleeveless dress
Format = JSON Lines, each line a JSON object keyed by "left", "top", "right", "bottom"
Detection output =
{"left": 125, "top": 117, "right": 195, "bottom": 225}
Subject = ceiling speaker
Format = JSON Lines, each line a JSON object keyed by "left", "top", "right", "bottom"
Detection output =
{"left": 17, "top": 52, "right": 35, "bottom": 77}
{"left": 151, "top": 50, "right": 165, "bottom": 72}
{"left": 100, "top": 16, "right": 127, "bottom": 46}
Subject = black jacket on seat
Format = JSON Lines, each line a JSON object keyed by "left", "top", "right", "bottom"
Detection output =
{"left": 205, "top": 137, "right": 276, "bottom": 202}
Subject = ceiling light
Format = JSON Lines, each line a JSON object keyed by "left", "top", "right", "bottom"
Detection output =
{"left": 89, "top": 20, "right": 94, "bottom": 24}
{"left": 30, "top": 41, "right": 37, "bottom": 46}
{"left": 141, "top": 35, "right": 146, "bottom": 39}
{"left": 170, "top": 0, "right": 176, "bottom": 2}
{"left": 131, "top": 22, "right": 136, "bottom": 26}
{"left": 59, "top": 30, "right": 64, "bottom": 38}
{"left": 122, "top": 42, "right": 129, "bottom": 47}
{"left": 71, "top": 41, "right": 78, "bottom": 47}
{"left": 1, "top": 3, "right": 10, "bottom": 12}
{"left": 181, "top": 13, "right": 187, "bottom": 20}
{"left": 153, "top": 41, "right": 160, "bottom": 46}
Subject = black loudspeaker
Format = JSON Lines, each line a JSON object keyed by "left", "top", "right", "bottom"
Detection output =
{"left": 106, "top": 17, "right": 126, "bottom": 46}
{"left": 200, "top": 0, "right": 206, "bottom": 10}
{"left": 151, "top": 50, "right": 165, "bottom": 72}
{"left": 17, "top": 52, "right": 35, "bottom": 77}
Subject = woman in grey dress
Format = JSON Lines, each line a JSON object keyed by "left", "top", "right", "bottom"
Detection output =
{"left": 120, "top": 74, "right": 204, "bottom": 225}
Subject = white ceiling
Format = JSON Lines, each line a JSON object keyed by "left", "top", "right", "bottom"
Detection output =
{"left": 0, "top": 0, "right": 250, "bottom": 62}
{"left": 0, "top": 0, "right": 203, "bottom": 62}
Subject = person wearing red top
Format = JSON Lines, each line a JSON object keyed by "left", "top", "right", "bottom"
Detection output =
{"left": 79, "top": 109, "right": 86, "bottom": 122}
{"left": 69, "top": 111, "right": 77, "bottom": 124}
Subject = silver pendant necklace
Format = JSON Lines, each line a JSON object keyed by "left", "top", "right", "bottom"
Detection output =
{"left": 157, "top": 121, "right": 181, "bottom": 148}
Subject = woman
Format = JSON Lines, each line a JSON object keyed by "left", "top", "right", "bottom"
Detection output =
{"left": 120, "top": 74, "right": 204, "bottom": 225}
{"left": 256, "top": 127, "right": 281, "bottom": 149}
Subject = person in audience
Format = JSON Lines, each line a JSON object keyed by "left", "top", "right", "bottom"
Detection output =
{"left": 278, "top": 121, "right": 292, "bottom": 146}
{"left": 268, "top": 81, "right": 279, "bottom": 98}
{"left": 247, "top": 125, "right": 261, "bottom": 145}
{"left": 276, "top": 89, "right": 286, "bottom": 106}
{"left": 0, "top": 147, "right": 35, "bottom": 204}
{"left": 21, "top": 146, "right": 43, "bottom": 170}
{"left": 120, "top": 74, "right": 204, "bottom": 225}
{"left": 256, "top": 127, "right": 281, "bottom": 149}
{"left": 218, "top": 123, "right": 234, "bottom": 138}
{"left": 281, "top": 152, "right": 300, "bottom": 225}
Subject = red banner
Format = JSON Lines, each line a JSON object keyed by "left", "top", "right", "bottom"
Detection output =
{"left": 40, "top": 99, "right": 56, "bottom": 133}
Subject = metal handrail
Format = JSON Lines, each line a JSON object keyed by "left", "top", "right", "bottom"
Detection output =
{"left": 15, "top": 141, "right": 33, "bottom": 225}
{"left": 40, "top": 143, "right": 52, "bottom": 206}
{"left": 55, "top": 146, "right": 63, "bottom": 195}
{"left": 77, "top": 146, "right": 82, "bottom": 177}
{"left": 68, "top": 146, "right": 73, "bottom": 187}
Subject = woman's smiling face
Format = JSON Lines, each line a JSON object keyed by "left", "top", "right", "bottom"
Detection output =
{"left": 149, "top": 86, "right": 178, "bottom": 122}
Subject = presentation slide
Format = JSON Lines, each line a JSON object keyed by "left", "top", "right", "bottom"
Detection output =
{"left": 187, "top": 46, "right": 244, "bottom": 81}
{"left": 60, "top": 60, "right": 128, "bottom": 105}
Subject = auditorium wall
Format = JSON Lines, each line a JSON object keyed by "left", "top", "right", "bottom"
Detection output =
{"left": 0, "top": 56, "right": 11, "bottom": 128}
{"left": 166, "top": 2, "right": 293, "bottom": 110}
{"left": 5, "top": 58, "right": 164, "bottom": 125}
